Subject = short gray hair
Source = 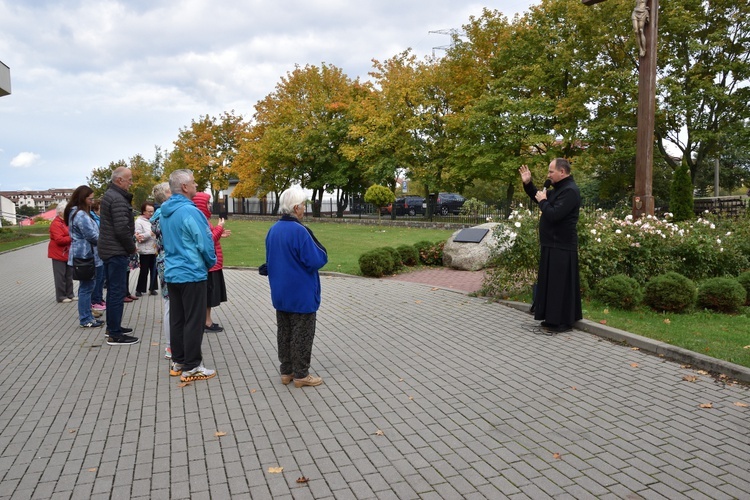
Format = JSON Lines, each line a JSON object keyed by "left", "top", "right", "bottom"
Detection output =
{"left": 152, "top": 182, "right": 171, "bottom": 204}
{"left": 278, "top": 187, "right": 307, "bottom": 215}
{"left": 55, "top": 202, "right": 67, "bottom": 216}
{"left": 169, "top": 169, "right": 193, "bottom": 194}
{"left": 111, "top": 166, "right": 130, "bottom": 183}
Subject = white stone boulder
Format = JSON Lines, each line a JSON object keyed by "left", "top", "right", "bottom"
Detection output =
{"left": 442, "top": 222, "right": 501, "bottom": 271}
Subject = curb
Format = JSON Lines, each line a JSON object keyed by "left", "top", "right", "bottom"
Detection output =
{"left": 501, "top": 300, "right": 750, "bottom": 384}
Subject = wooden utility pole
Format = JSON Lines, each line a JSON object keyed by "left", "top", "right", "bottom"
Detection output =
{"left": 583, "top": 0, "right": 658, "bottom": 217}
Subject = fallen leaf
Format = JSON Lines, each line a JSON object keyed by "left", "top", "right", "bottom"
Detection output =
{"left": 399, "top": 378, "right": 404, "bottom": 382}
{"left": 408, "top": 396, "right": 414, "bottom": 400}
{"left": 69, "top": 429, "right": 77, "bottom": 434}
{"left": 631, "top": 347, "right": 640, "bottom": 351}
{"left": 744, "top": 345, "right": 750, "bottom": 349}
{"left": 603, "top": 309, "right": 609, "bottom": 314}
{"left": 571, "top": 386, "right": 577, "bottom": 391}
{"left": 177, "top": 382, "right": 192, "bottom": 388}
{"left": 552, "top": 453, "right": 562, "bottom": 459}
{"left": 630, "top": 363, "right": 639, "bottom": 368}
{"left": 215, "top": 431, "right": 227, "bottom": 437}
{"left": 697, "top": 370, "right": 709, "bottom": 375}
{"left": 296, "top": 477, "right": 309, "bottom": 483}
{"left": 699, "top": 403, "right": 713, "bottom": 409}
{"left": 415, "top": 300, "right": 422, "bottom": 304}
{"left": 663, "top": 318, "right": 671, "bottom": 324}
{"left": 430, "top": 287, "right": 440, "bottom": 291}
{"left": 88, "top": 468, "right": 97, "bottom": 472}
{"left": 599, "top": 320, "right": 607, "bottom": 325}
{"left": 719, "top": 374, "right": 727, "bottom": 379}
{"left": 151, "top": 342, "right": 159, "bottom": 346}
{"left": 682, "top": 376, "right": 698, "bottom": 382}
{"left": 734, "top": 402, "right": 748, "bottom": 408}
{"left": 374, "top": 430, "right": 384, "bottom": 436}
{"left": 250, "top": 389, "right": 257, "bottom": 394}
{"left": 268, "top": 467, "right": 283, "bottom": 474}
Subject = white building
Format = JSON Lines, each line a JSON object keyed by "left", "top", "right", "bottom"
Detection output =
{"left": 0, "top": 189, "right": 74, "bottom": 214}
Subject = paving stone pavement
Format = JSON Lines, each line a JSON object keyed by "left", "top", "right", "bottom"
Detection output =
{"left": 1, "top": 242, "right": 749, "bottom": 500}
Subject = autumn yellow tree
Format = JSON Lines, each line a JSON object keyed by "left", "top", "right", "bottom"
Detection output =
{"left": 166, "top": 110, "right": 249, "bottom": 200}
{"left": 233, "top": 64, "right": 361, "bottom": 216}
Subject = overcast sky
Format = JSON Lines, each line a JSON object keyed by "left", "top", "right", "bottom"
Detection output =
{"left": 0, "top": 0, "right": 537, "bottom": 191}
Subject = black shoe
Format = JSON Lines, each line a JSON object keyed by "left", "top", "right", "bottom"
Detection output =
{"left": 204, "top": 323, "right": 224, "bottom": 333}
{"left": 541, "top": 322, "right": 572, "bottom": 333}
{"left": 135, "top": 291, "right": 143, "bottom": 297}
{"left": 149, "top": 290, "right": 158, "bottom": 295}
{"left": 107, "top": 335, "right": 140, "bottom": 345}
{"left": 105, "top": 327, "right": 133, "bottom": 336}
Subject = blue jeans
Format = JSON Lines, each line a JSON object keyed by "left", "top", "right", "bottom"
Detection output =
{"left": 77, "top": 278, "right": 96, "bottom": 325}
{"left": 104, "top": 255, "right": 128, "bottom": 335}
{"left": 92, "top": 264, "right": 105, "bottom": 304}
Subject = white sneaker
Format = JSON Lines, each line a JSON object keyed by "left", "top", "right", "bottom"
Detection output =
{"left": 180, "top": 364, "right": 216, "bottom": 382}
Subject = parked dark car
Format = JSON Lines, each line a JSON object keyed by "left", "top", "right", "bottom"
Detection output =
{"left": 392, "top": 196, "right": 425, "bottom": 216}
{"left": 431, "top": 192, "right": 465, "bottom": 215}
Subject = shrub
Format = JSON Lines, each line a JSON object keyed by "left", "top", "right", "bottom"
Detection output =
{"left": 358, "top": 248, "right": 394, "bottom": 277}
{"left": 413, "top": 240, "right": 434, "bottom": 257}
{"left": 418, "top": 241, "right": 444, "bottom": 266}
{"left": 644, "top": 272, "right": 697, "bottom": 313}
{"left": 670, "top": 162, "right": 694, "bottom": 222}
{"left": 738, "top": 271, "right": 750, "bottom": 305}
{"left": 697, "top": 277, "right": 747, "bottom": 313}
{"left": 382, "top": 246, "right": 403, "bottom": 271}
{"left": 396, "top": 244, "right": 419, "bottom": 266}
{"left": 594, "top": 274, "right": 643, "bottom": 310}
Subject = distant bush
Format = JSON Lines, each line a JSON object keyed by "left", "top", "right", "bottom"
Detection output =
{"left": 417, "top": 241, "right": 444, "bottom": 266}
{"left": 644, "top": 272, "right": 696, "bottom": 313}
{"left": 382, "top": 246, "right": 403, "bottom": 272}
{"left": 697, "top": 277, "right": 747, "bottom": 313}
{"left": 358, "top": 248, "right": 395, "bottom": 277}
{"left": 738, "top": 271, "right": 750, "bottom": 305}
{"left": 396, "top": 244, "right": 419, "bottom": 266}
{"left": 594, "top": 274, "right": 643, "bottom": 310}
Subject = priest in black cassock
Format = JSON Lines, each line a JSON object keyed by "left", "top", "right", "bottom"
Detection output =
{"left": 519, "top": 158, "right": 583, "bottom": 333}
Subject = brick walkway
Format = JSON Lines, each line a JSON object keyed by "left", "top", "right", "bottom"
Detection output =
{"left": 1, "top": 243, "right": 749, "bottom": 499}
{"left": 382, "top": 268, "right": 486, "bottom": 294}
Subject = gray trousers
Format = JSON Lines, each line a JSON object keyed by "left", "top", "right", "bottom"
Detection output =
{"left": 277, "top": 311, "right": 317, "bottom": 379}
{"left": 52, "top": 259, "right": 74, "bottom": 301}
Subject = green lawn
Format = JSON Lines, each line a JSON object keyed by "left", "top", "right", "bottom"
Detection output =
{"left": 583, "top": 301, "right": 750, "bottom": 370}
{"left": 220, "top": 219, "right": 454, "bottom": 275}
{"left": 0, "top": 226, "right": 49, "bottom": 252}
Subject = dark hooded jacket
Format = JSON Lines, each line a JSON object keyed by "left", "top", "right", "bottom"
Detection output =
{"left": 98, "top": 182, "right": 136, "bottom": 260}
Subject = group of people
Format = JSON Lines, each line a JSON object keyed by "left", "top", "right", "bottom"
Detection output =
{"left": 48, "top": 158, "right": 579, "bottom": 388}
{"left": 47, "top": 167, "right": 238, "bottom": 382}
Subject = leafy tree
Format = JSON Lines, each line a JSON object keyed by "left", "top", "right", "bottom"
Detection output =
{"left": 16, "top": 205, "right": 39, "bottom": 217}
{"left": 364, "top": 185, "right": 395, "bottom": 223}
{"left": 168, "top": 110, "right": 248, "bottom": 200}
{"left": 670, "top": 162, "right": 694, "bottom": 222}
{"left": 87, "top": 150, "right": 162, "bottom": 209}
{"left": 233, "top": 64, "right": 359, "bottom": 217}
{"left": 657, "top": 0, "right": 750, "bottom": 186}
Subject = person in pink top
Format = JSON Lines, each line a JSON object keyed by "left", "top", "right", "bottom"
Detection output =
{"left": 192, "top": 192, "right": 231, "bottom": 332}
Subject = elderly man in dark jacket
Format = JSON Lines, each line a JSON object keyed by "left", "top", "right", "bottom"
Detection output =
{"left": 99, "top": 167, "right": 139, "bottom": 345}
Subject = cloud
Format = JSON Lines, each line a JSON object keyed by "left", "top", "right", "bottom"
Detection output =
{"left": 10, "top": 152, "right": 42, "bottom": 168}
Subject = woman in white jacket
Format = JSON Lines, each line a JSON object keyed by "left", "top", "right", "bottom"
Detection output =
{"left": 134, "top": 201, "right": 158, "bottom": 296}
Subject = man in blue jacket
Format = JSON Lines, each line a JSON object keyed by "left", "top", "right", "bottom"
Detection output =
{"left": 160, "top": 169, "right": 217, "bottom": 382}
